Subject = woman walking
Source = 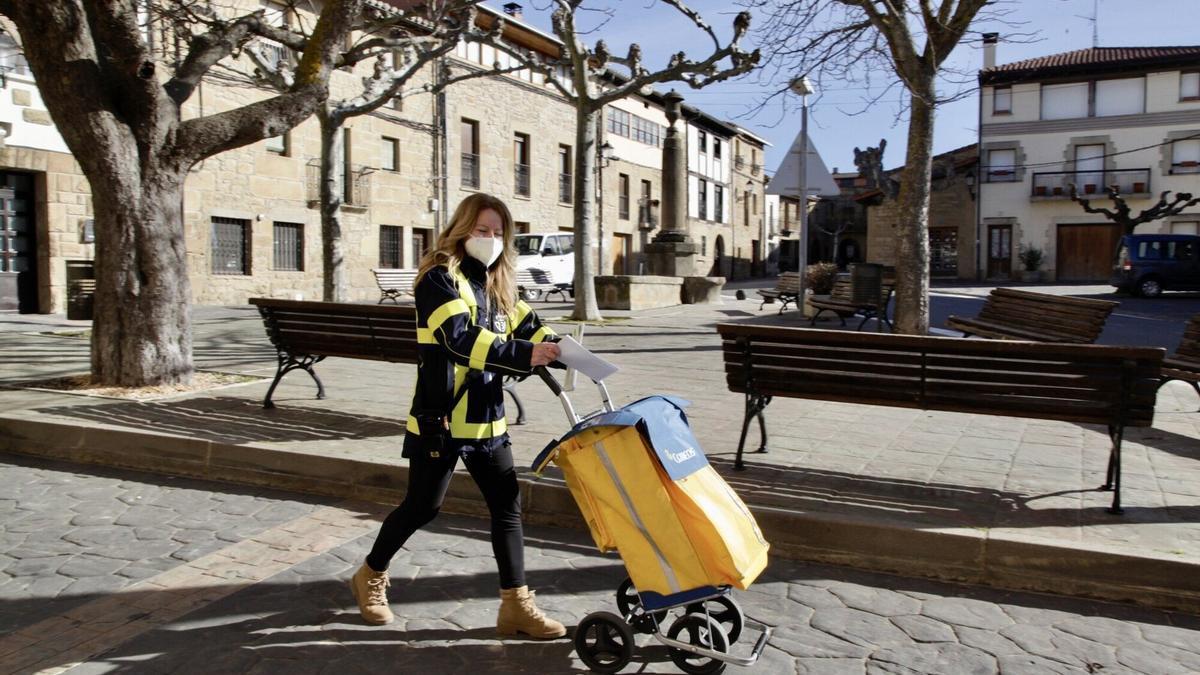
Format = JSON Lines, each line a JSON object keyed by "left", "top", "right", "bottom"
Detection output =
{"left": 349, "top": 193, "right": 565, "bottom": 639}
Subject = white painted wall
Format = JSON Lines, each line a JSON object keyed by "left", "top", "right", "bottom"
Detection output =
{"left": 0, "top": 72, "right": 72, "bottom": 154}
{"left": 604, "top": 98, "right": 667, "bottom": 170}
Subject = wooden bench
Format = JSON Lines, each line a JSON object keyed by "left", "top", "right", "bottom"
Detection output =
{"left": 372, "top": 268, "right": 419, "bottom": 304}
{"left": 1161, "top": 313, "right": 1200, "bottom": 411}
{"left": 757, "top": 272, "right": 802, "bottom": 313}
{"left": 517, "top": 268, "right": 558, "bottom": 301}
{"left": 250, "top": 298, "right": 527, "bottom": 423}
{"left": 809, "top": 277, "right": 895, "bottom": 331}
{"left": 946, "top": 288, "right": 1117, "bottom": 343}
{"left": 716, "top": 323, "right": 1163, "bottom": 514}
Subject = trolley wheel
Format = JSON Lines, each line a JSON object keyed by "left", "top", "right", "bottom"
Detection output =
{"left": 574, "top": 611, "right": 635, "bottom": 674}
{"left": 667, "top": 614, "right": 729, "bottom": 675}
{"left": 615, "top": 577, "right": 667, "bottom": 632}
{"left": 685, "top": 594, "right": 743, "bottom": 643}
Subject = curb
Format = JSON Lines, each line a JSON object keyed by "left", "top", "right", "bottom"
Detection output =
{"left": 2, "top": 415, "right": 1197, "bottom": 615}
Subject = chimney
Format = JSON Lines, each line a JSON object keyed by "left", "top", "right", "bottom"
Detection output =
{"left": 982, "top": 33, "right": 999, "bottom": 70}
{"left": 502, "top": 3, "right": 523, "bottom": 20}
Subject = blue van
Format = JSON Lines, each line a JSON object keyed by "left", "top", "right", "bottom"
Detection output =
{"left": 1110, "top": 233, "right": 1200, "bottom": 297}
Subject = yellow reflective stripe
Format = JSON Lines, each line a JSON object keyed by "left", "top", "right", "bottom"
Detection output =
{"left": 449, "top": 416, "right": 508, "bottom": 439}
{"left": 452, "top": 269, "right": 477, "bottom": 323}
{"left": 468, "top": 329, "right": 498, "bottom": 370}
{"left": 417, "top": 327, "right": 436, "bottom": 344}
{"left": 531, "top": 326, "right": 555, "bottom": 343}
{"left": 428, "top": 299, "right": 470, "bottom": 333}
{"left": 511, "top": 301, "right": 533, "bottom": 334}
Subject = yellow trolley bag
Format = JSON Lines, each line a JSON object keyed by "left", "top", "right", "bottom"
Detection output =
{"left": 531, "top": 369, "right": 773, "bottom": 674}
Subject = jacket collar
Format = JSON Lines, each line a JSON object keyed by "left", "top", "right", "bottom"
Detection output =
{"left": 459, "top": 256, "right": 488, "bottom": 285}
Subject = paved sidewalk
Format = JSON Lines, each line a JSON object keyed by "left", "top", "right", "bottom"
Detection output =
{"left": 4, "top": 456, "right": 1200, "bottom": 674}
{"left": 1, "top": 298, "right": 1199, "bottom": 613}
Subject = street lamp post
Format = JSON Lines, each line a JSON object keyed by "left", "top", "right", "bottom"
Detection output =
{"left": 790, "top": 75, "right": 813, "bottom": 313}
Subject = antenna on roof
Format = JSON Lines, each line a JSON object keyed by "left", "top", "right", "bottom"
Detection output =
{"left": 1075, "top": 0, "right": 1099, "bottom": 48}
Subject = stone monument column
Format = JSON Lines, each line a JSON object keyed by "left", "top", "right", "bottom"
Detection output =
{"left": 645, "top": 90, "right": 698, "bottom": 277}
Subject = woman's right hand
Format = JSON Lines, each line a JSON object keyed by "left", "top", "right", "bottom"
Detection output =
{"left": 530, "top": 342, "right": 561, "bottom": 367}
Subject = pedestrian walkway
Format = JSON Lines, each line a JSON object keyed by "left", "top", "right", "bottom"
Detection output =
{"left": 4, "top": 456, "right": 1200, "bottom": 674}
{"left": 1, "top": 298, "right": 1199, "bottom": 615}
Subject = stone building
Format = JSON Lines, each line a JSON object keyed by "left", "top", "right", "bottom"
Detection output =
{"left": 857, "top": 144, "right": 979, "bottom": 280}
{"left": 0, "top": 1, "right": 762, "bottom": 314}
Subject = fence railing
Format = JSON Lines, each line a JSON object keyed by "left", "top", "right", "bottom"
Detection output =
{"left": 461, "top": 152, "right": 480, "bottom": 189}
{"left": 305, "top": 162, "right": 372, "bottom": 206}
{"left": 515, "top": 162, "right": 530, "bottom": 196}
{"left": 1029, "top": 168, "right": 1151, "bottom": 198}
{"left": 559, "top": 172, "right": 572, "bottom": 204}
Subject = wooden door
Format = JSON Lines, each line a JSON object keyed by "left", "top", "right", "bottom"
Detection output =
{"left": 1056, "top": 223, "right": 1122, "bottom": 281}
{"left": 987, "top": 224, "right": 1012, "bottom": 279}
{"left": 611, "top": 232, "right": 631, "bottom": 275}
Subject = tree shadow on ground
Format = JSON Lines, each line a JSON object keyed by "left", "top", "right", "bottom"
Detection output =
{"left": 33, "top": 396, "right": 408, "bottom": 444}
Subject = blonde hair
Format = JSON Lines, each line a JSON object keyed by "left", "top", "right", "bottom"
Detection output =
{"left": 416, "top": 193, "right": 518, "bottom": 317}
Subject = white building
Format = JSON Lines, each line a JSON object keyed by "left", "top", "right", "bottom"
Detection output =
{"left": 978, "top": 40, "right": 1200, "bottom": 281}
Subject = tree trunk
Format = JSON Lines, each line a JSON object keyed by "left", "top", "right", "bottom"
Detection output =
{"left": 318, "top": 108, "right": 349, "bottom": 302}
{"left": 571, "top": 106, "right": 602, "bottom": 321}
{"left": 91, "top": 170, "right": 193, "bottom": 386}
{"left": 892, "top": 78, "right": 936, "bottom": 335}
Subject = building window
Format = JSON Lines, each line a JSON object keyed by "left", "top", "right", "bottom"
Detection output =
{"left": 412, "top": 228, "right": 432, "bottom": 268}
{"left": 698, "top": 130, "right": 707, "bottom": 155}
{"left": 211, "top": 217, "right": 250, "bottom": 275}
{"left": 514, "top": 132, "right": 531, "bottom": 197}
{"left": 272, "top": 221, "right": 303, "bottom": 271}
{"left": 618, "top": 173, "right": 630, "bottom": 220}
{"left": 1172, "top": 221, "right": 1199, "bottom": 235}
{"left": 701, "top": 235, "right": 707, "bottom": 256}
{"left": 558, "top": 144, "right": 573, "bottom": 204}
{"left": 993, "top": 86, "right": 1012, "bottom": 114}
{"left": 607, "top": 108, "right": 631, "bottom": 137}
{"left": 714, "top": 185, "right": 724, "bottom": 223}
{"left": 713, "top": 138, "right": 722, "bottom": 160}
{"left": 985, "top": 148, "right": 1017, "bottom": 182}
{"left": 461, "top": 118, "right": 480, "bottom": 189}
{"left": 1172, "top": 139, "right": 1200, "bottom": 174}
{"left": 639, "top": 179, "right": 653, "bottom": 225}
{"left": 265, "top": 130, "right": 290, "bottom": 156}
{"left": 379, "top": 225, "right": 402, "bottom": 268}
{"left": 698, "top": 178, "right": 707, "bottom": 220}
{"left": 1041, "top": 77, "right": 1144, "bottom": 120}
{"left": 381, "top": 136, "right": 399, "bottom": 172}
{"left": 1181, "top": 72, "right": 1200, "bottom": 101}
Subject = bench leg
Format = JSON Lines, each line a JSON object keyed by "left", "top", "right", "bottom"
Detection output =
{"left": 1101, "top": 423, "right": 1124, "bottom": 515}
{"left": 734, "top": 393, "right": 771, "bottom": 471}
{"left": 262, "top": 353, "right": 326, "bottom": 409}
{"left": 503, "top": 378, "right": 526, "bottom": 425}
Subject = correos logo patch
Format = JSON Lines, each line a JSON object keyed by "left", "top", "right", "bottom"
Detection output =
{"left": 669, "top": 446, "right": 697, "bottom": 463}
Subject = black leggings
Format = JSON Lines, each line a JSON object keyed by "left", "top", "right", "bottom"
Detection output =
{"left": 365, "top": 444, "right": 525, "bottom": 589}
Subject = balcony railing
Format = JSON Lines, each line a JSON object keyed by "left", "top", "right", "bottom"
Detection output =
{"left": 750, "top": 163, "right": 761, "bottom": 176}
{"left": 559, "top": 172, "right": 572, "bottom": 204}
{"left": 734, "top": 155, "right": 746, "bottom": 170}
{"left": 461, "top": 152, "right": 480, "bottom": 189}
{"left": 1029, "top": 168, "right": 1152, "bottom": 199}
{"left": 515, "top": 162, "right": 530, "bottom": 196}
{"left": 305, "top": 162, "right": 372, "bottom": 206}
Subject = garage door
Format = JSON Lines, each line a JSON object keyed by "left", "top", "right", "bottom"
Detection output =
{"left": 1056, "top": 223, "right": 1122, "bottom": 281}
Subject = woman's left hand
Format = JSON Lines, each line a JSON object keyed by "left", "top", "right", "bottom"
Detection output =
{"left": 530, "top": 342, "right": 561, "bottom": 367}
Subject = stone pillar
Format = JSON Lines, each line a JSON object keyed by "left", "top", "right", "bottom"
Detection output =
{"left": 645, "top": 90, "right": 698, "bottom": 277}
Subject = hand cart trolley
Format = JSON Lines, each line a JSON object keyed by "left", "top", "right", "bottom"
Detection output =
{"left": 530, "top": 368, "right": 773, "bottom": 674}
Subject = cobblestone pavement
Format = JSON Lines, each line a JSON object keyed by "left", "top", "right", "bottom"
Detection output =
{"left": 4, "top": 455, "right": 1200, "bottom": 675}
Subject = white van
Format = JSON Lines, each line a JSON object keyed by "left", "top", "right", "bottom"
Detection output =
{"left": 514, "top": 233, "right": 574, "bottom": 300}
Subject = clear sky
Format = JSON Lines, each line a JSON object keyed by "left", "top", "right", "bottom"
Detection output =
{"left": 512, "top": 0, "right": 1200, "bottom": 177}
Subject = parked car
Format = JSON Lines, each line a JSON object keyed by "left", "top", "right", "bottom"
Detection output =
{"left": 1111, "top": 233, "right": 1200, "bottom": 297}
{"left": 514, "top": 233, "right": 574, "bottom": 300}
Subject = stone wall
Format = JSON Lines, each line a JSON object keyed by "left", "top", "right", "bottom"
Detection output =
{"left": 865, "top": 180, "right": 977, "bottom": 280}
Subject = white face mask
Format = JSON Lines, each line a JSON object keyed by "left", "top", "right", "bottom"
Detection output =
{"left": 464, "top": 236, "right": 505, "bottom": 267}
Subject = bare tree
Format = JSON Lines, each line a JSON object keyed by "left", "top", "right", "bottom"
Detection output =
{"left": 245, "top": 3, "right": 540, "bottom": 301}
{"left": 1070, "top": 185, "right": 1200, "bottom": 236}
{"left": 749, "top": 0, "right": 994, "bottom": 334}
{"left": 0, "top": 0, "right": 362, "bottom": 386}
{"left": 510, "top": 1, "right": 759, "bottom": 321}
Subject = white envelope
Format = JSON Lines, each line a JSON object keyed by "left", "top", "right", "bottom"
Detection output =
{"left": 555, "top": 335, "right": 619, "bottom": 382}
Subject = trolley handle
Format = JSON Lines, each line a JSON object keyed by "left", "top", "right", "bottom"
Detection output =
{"left": 534, "top": 366, "right": 563, "bottom": 396}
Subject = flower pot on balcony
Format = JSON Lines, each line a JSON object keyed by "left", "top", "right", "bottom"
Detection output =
{"left": 1084, "top": 184, "right": 1097, "bottom": 194}
{"left": 1133, "top": 182, "right": 1146, "bottom": 193}
{"left": 1034, "top": 186, "right": 1047, "bottom": 196}
{"left": 1052, "top": 186, "right": 1064, "bottom": 196}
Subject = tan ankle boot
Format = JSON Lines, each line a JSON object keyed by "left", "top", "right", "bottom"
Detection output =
{"left": 349, "top": 563, "right": 394, "bottom": 625}
{"left": 497, "top": 586, "right": 566, "bottom": 639}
